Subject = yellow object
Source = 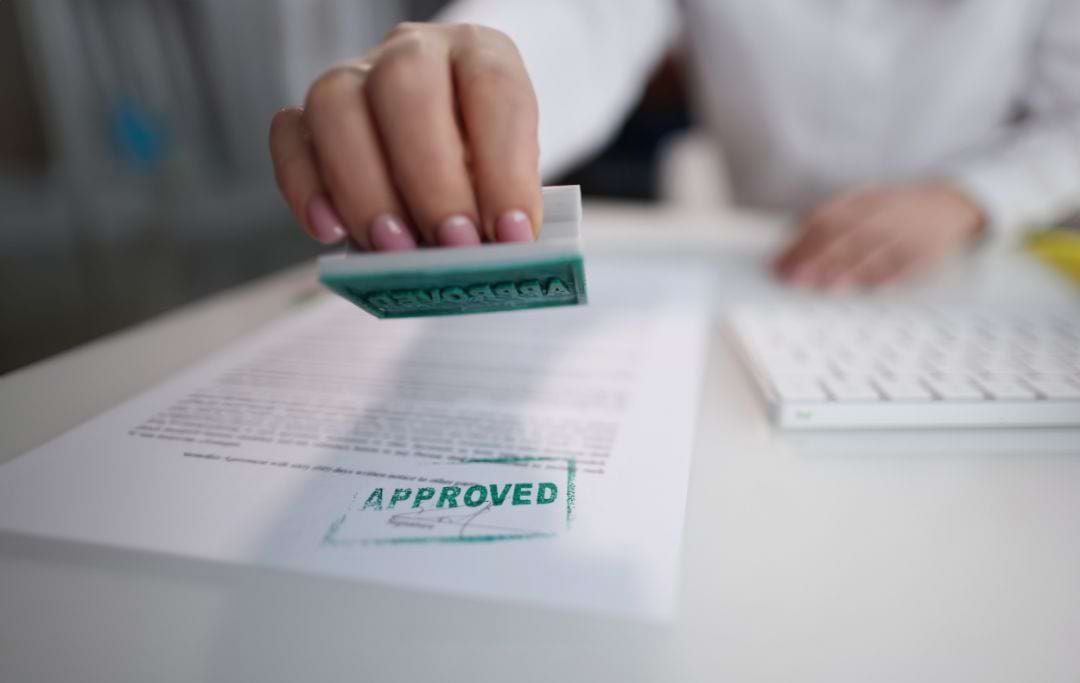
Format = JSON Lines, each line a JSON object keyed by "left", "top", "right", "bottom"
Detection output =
{"left": 1027, "top": 229, "right": 1080, "bottom": 284}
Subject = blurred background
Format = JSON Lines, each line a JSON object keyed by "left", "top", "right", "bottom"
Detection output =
{"left": 0, "top": 0, "right": 700, "bottom": 375}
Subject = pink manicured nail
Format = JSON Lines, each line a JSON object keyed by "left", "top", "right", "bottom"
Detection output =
{"left": 495, "top": 209, "right": 534, "bottom": 243}
{"left": 368, "top": 214, "right": 417, "bottom": 251}
{"left": 305, "top": 195, "right": 347, "bottom": 244}
{"left": 436, "top": 215, "right": 481, "bottom": 247}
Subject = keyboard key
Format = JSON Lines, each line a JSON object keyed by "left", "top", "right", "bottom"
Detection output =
{"left": 874, "top": 376, "right": 933, "bottom": 401}
{"left": 1027, "top": 376, "right": 1080, "bottom": 400}
{"left": 770, "top": 375, "right": 828, "bottom": 402}
{"left": 822, "top": 378, "right": 880, "bottom": 401}
{"left": 975, "top": 377, "right": 1037, "bottom": 401}
{"left": 1025, "top": 354, "right": 1073, "bottom": 374}
{"left": 924, "top": 376, "right": 986, "bottom": 401}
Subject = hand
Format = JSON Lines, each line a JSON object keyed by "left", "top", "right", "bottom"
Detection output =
{"left": 269, "top": 23, "right": 541, "bottom": 250}
{"left": 773, "top": 183, "right": 987, "bottom": 289}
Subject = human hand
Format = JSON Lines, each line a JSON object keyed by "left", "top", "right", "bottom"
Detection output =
{"left": 269, "top": 23, "right": 541, "bottom": 250}
{"left": 773, "top": 183, "right": 986, "bottom": 289}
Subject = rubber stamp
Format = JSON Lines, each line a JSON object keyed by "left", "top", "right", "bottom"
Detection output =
{"left": 319, "top": 185, "right": 586, "bottom": 318}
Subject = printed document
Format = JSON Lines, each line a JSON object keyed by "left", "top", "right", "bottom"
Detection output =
{"left": 0, "top": 262, "right": 711, "bottom": 619}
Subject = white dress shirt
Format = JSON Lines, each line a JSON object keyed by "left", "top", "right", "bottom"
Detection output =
{"left": 442, "top": 0, "right": 1080, "bottom": 243}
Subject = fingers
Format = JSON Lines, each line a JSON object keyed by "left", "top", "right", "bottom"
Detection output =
{"left": 778, "top": 201, "right": 924, "bottom": 289}
{"left": 773, "top": 189, "right": 882, "bottom": 279}
{"left": 269, "top": 107, "right": 346, "bottom": 244}
{"left": 840, "top": 239, "right": 922, "bottom": 288}
{"left": 273, "top": 24, "right": 543, "bottom": 251}
{"left": 452, "top": 25, "right": 542, "bottom": 242}
{"left": 365, "top": 31, "right": 482, "bottom": 247}
{"left": 304, "top": 64, "right": 418, "bottom": 251}
{"left": 801, "top": 213, "right": 893, "bottom": 287}
{"left": 774, "top": 183, "right": 988, "bottom": 291}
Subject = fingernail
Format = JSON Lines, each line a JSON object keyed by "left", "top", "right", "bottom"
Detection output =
{"left": 368, "top": 214, "right": 417, "bottom": 251}
{"left": 436, "top": 215, "right": 481, "bottom": 247}
{"left": 306, "top": 195, "right": 348, "bottom": 244}
{"left": 495, "top": 209, "right": 534, "bottom": 243}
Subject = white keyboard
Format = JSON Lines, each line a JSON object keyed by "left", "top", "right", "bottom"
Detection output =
{"left": 728, "top": 305, "right": 1080, "bottom": 429}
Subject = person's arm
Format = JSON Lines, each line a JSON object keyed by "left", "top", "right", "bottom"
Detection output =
{"left": 439, "top": 0, "right": 679, "bottom": 179}
{"left": 269, "top": 1, "right": 676, "bottom": 251}
{"left": 774, "top": 1, "right": 1080, "bottom": 289}
{"left": 949, "top": 0, "right": 1080, "bottom": 244}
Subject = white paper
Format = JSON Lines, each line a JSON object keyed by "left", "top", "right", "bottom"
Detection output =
{"left": 0, "top": 261, "right": 711, "bottom": 620}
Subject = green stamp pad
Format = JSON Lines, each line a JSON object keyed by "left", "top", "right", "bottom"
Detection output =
{"left": 319, "top": 186, "right": 587, "bottom": 318}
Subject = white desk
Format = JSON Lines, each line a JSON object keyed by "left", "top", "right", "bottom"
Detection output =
{"left": 2, "top": 203, "right": 1078, "bottom": 682}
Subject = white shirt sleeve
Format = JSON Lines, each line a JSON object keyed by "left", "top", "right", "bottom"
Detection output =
{"left": 438, "top": 0, "right": 678, "bottom": 179}
{"left": 950, "top": 0, "right": 1080, "bottom": 244}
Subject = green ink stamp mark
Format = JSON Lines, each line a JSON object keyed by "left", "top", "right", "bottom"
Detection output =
{"left": 454, "top": 455, "right": 577, "bottom": 528}
{"left": 323, "top": 455, "right": 579, "bottom": 547}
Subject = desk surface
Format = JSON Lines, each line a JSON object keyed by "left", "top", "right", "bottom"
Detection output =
{"left": 2, "top": 204, "right": 1078, "bottom": 683}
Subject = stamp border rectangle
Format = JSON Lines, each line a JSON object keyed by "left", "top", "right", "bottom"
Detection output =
{"left": 322, "top": 456, "right": 577, "bottom": 547}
